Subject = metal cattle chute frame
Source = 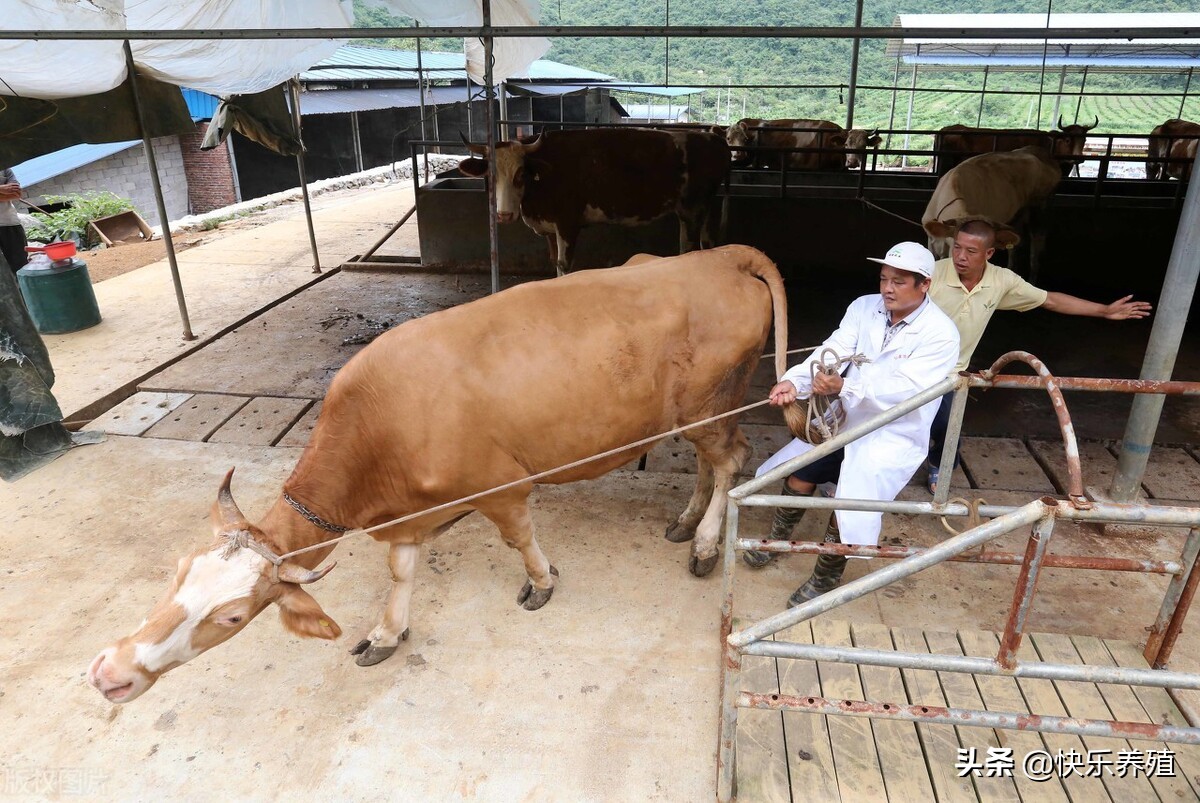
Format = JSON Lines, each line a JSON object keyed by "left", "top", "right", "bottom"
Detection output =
{"left": 715, "top": 351, "right": 1200, "bottom": 801}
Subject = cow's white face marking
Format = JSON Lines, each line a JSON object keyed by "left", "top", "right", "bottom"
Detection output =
{"left": 493, "top": 145, "right": 526, "bottom": 218}
{"left": 135, "top": 548, "right": 266, "bottom": 673}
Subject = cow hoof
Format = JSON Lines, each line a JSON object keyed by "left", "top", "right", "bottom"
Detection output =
{"left": 517, "top": 565, "right": 559, "bottom": 611}
{"left": 664, "top": 520, "right": 696, "bottom": 543}
{"left": 689, "top": 553, "right": 719, "bottom": 577}
{"left": 349, "top": 629, "right": 408, "bottom": 667}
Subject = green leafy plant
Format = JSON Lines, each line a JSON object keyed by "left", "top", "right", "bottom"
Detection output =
{"left": 27, "top": 191, "right": 135, "bottom": 248}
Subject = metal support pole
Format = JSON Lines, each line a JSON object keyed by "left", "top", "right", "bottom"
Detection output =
{"left": 1152, "top": 539, "right": 1200, "bottom": 669}
{"left": 885, "top": 52, "right": 901, "bottom": 151}
{"left": 123, "top": 40, "right": 194, "bottom": 340}
{"left": 498, "top": 80, "right": 509, "bottom": 136}
{"left": 997, "top": 514, "right": 1056, "bottom": 668}
{"left": 901, "top": 64, "right": 917, "bottom": 169}
{"left": 1111, "top": 147, "right": 1200, "bottom": 500}
{"left": 482, "top": 0, "right": 500, "bottom": 294}
{"left": 977, "top": 65, "right": 989, "bottom": 126}
{"left": 1073, "top": 66, "right": 1089, "bottom": 122}
{"left": 1181, "top": 68, "right": 1194, "bottom": 119}
{"left": 1050, "top": 66, "right": 1067, "bottom": 128}
{"left": 1146, "top": 527, "right": 1200, "bottom": 663}
{"left": 716, "top": 499, "right": 739, "bottom": 802}
{"left": 350, "top": 111, "right": 364, "bottom": 173}
{"left": 933, "top": 380, "right": 969, "bottom": 506}
{"left": 845, "top": 0, "right": 863, "bottom": 129}
{"left": 289, "top": 78, "right": 321, "bottom": 274}
{"left": 416, "top": 22, "right": 429, "bottom": 181}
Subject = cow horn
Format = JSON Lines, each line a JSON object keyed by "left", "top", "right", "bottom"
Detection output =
{"left": 1087, "top": 115, "right": 1099, "bottom": 131}
{"left": 868, "top": 127, "right": 879, "bottom": 138}
{"left": 522, "top": 133, "right": 544, "bottom": 153}
{"left": 459, "top": 132, "right": 488, "bottom": 156}
{"left": 1058, "top": 114, "right": 1066, "bottom": 131}
{"left": 216, "top": 468, "right": 247, "bottom": 528}
{"left": 277, "top": 560, "right": 336, "bottom": 585}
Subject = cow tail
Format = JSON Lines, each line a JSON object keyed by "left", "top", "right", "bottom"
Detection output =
{"left": 739, "top": 248, "right": 809, "bottom": 438}
{"left": 738, "top": 249, "right": 789, "bottom": 382}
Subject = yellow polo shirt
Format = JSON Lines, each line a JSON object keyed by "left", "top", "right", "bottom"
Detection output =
{"left": 929, "top": 259, "right": 1048, "bottom": 372}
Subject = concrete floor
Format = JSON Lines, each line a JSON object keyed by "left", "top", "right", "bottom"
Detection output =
{"left": 4, "top": 177, "right": 1200, "bottom": 801}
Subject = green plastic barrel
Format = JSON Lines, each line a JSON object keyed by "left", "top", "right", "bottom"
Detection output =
{"left": 16, "top": 258, "right": 102, "bottom": 334}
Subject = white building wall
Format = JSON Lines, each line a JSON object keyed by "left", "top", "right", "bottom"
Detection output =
{"left": 24, "top": 135, "right": 188, "bottom": 228}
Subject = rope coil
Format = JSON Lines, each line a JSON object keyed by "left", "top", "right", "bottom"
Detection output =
{"left": 782, "top": 348, "right": 870, "bottom": 445}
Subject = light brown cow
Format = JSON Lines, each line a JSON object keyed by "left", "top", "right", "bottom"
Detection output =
{"left": 922, "top": 146, "right": 1062, "bottom": 276}
{"left": 1147, "top": 118, "right": 1200, "bottom": 180}
{"left": 725, "top": 118, "right": 880, "bottom": 170}
{"left": 87, "top": 245, "right": 790, "bottom": 703}
{"left": 934, "top": 116, "right": 1098, "bottom": 176}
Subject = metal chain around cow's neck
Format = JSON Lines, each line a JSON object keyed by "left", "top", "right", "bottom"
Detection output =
{"left": 268, "top": 344, "right": 825, "bottom": 564}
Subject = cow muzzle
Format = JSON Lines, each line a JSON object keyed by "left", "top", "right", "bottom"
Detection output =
{"left": 87, "top": 647, "right": 154, "bottom": 704}
{"left": 496, "top": 211, "right": 517, "bottom": 224}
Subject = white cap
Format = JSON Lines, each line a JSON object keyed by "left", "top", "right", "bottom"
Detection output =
{"left": 866, "top": 241, "right": 935, "bottom": 278}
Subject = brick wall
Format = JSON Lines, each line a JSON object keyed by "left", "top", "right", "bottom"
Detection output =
{"left": 180, "top": 122, "right": 239, "bottom": 214}
{"left": 24, "top": 134, "right": 190, "bottom": 228}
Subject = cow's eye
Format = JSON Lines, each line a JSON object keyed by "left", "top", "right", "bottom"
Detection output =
{"left": 217, "top": 614, "right": 243, "bottom": 627}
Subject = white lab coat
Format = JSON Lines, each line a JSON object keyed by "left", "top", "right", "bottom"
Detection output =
{"left": 757, "top": 294, "right": 960, "bottom": 546}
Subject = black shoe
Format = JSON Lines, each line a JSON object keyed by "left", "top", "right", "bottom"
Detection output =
{"left": 742, "top": 549, "right": 775, "bottom": 569}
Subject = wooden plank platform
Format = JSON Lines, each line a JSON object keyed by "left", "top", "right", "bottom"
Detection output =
{"left": 733, "top": 621, "right": 1200, "bottom": 802}
{"left": 208, "top": 396, "right": 312, "bottom": 447}
{"left": 960, "top": 437, "right": 1056, "bottom": 494}
{"left": 141, "top": 393, "right": 249, "bottom": 442}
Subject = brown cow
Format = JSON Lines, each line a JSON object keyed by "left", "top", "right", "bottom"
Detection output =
{"left": 934, "top": 116, "right": 1098, "bottom": 176}
{"left": 725, "top": 118, "right": 880, "bottom": 170}
{"left": 458, "top": 127, "right": 729, "bottom": 276}
{"left": 923, "top": 146, "right": 1062, "bottom": 277}
{"left": 86, "top": 245, "right": 790, "bottom": 703}
{"left": 1147, "top": 118, "right": 1200, "bottom": 180}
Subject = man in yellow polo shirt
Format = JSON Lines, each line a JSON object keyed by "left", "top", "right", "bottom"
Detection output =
{"left": 925, "top": 218, "right": 1152, "bottom": 493}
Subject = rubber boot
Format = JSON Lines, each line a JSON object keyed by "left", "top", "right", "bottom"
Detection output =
{"left": 743, "top": 483, "right": 808, "bottom": 568}
{"left": 787, "top": 513, "right": 847, "bottom": 606}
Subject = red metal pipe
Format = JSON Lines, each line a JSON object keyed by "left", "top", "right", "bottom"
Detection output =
{"left": 978, "top": 352, "right": 1089, "bottom": 508}
{"left": 998, "top": 518, "right": 1054, "bottom": 669}
{"left": 971, "top": 374, "right": 1200, "bottom": 395}
{"left": 738, "top": 539, "right": 1180, "bottom": 574}
{"left": 1153, "top": 541, "right": 1200, "bottom": 669}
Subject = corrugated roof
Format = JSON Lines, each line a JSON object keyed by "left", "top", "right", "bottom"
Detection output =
{"left": 300, "top": 86, "right": 478, "bottom": 115}
{"left": 301, "top": 45, "right": 623, "bottom": 85}
{"left": 181, "top": 88, "right": 219, "bottom": 121}
{"left": 302, "top": 45, "right": 468, "bottom": 82}
{"left": 892, "top": 13, "right": 1200, "bottom": 69}
{"left": 13, "top": 141, "right": 140, "bottom": 187}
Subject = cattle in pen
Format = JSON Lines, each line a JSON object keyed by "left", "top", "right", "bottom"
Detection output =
{"left": 934, "top": 116, "right": 1098, "bottom": 176}
{"left": 87, "top": 245, "right": 791, "bottom": 703}
{"left": 725, "top": 118, "right": 880, "bottom": 170}
{"left": 457, "top": 127, "right": 729, "bottom": 276}
{"left": 923, "top": 146, "right": 1062, "bottom": 276}
{"left": 1147, "top": 118, "right": 1200, "bottom": 181}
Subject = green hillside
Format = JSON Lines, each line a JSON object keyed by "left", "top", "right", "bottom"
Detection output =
{"left": 354, "top": 0, "right": 1200, "bottom": 137}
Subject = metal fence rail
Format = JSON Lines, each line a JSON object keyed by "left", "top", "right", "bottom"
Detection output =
{"left": 715, "top": 352, "right": 1200, "bottom": 802}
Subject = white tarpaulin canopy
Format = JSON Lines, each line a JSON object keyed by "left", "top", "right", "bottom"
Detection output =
{"left": 0, "top": 0, "right": 547, "bottom": 100}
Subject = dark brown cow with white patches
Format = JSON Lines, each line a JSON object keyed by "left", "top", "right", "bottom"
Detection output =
{"left": 87, "top": 245, "right": 790, "bottom": 703}
{"left": 458, "top": 127, "right": 730, "bottom": 276}
{"left": 1147, "top": 118, "right": 1200, "bottom": 181}
{"left": 934, "top": 116, "right": 1098, "bottom": 176}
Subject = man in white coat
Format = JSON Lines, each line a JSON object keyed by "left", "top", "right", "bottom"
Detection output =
{"left": 744, "top": 241, "right": 960, "bottom": 607}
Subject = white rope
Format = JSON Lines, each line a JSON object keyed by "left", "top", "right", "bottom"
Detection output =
{"left": 273, "top": 344, "right": 827, "bottom": 562}
{"left": 279, "top": 398, "right": 771, "bottom": 560}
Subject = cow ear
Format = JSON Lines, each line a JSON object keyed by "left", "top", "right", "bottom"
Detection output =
{"left": 868, "top": 135, "right": 883, "bottom": 147}
{"left": 924, "top": 220, "right": 952, "bottom": 239}
{"left": 458, "top": 158, "right": 489, "bottom": 178}
{"left": 276, "top": 585, "right": 341, "bottom": 640}
{"left": 994, "top": 228, "right": 1022, "bottom": 250}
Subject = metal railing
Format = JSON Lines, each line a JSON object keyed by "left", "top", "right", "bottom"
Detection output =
{"left": 715, "top": 351, "right": 1200, "bottom": 801}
